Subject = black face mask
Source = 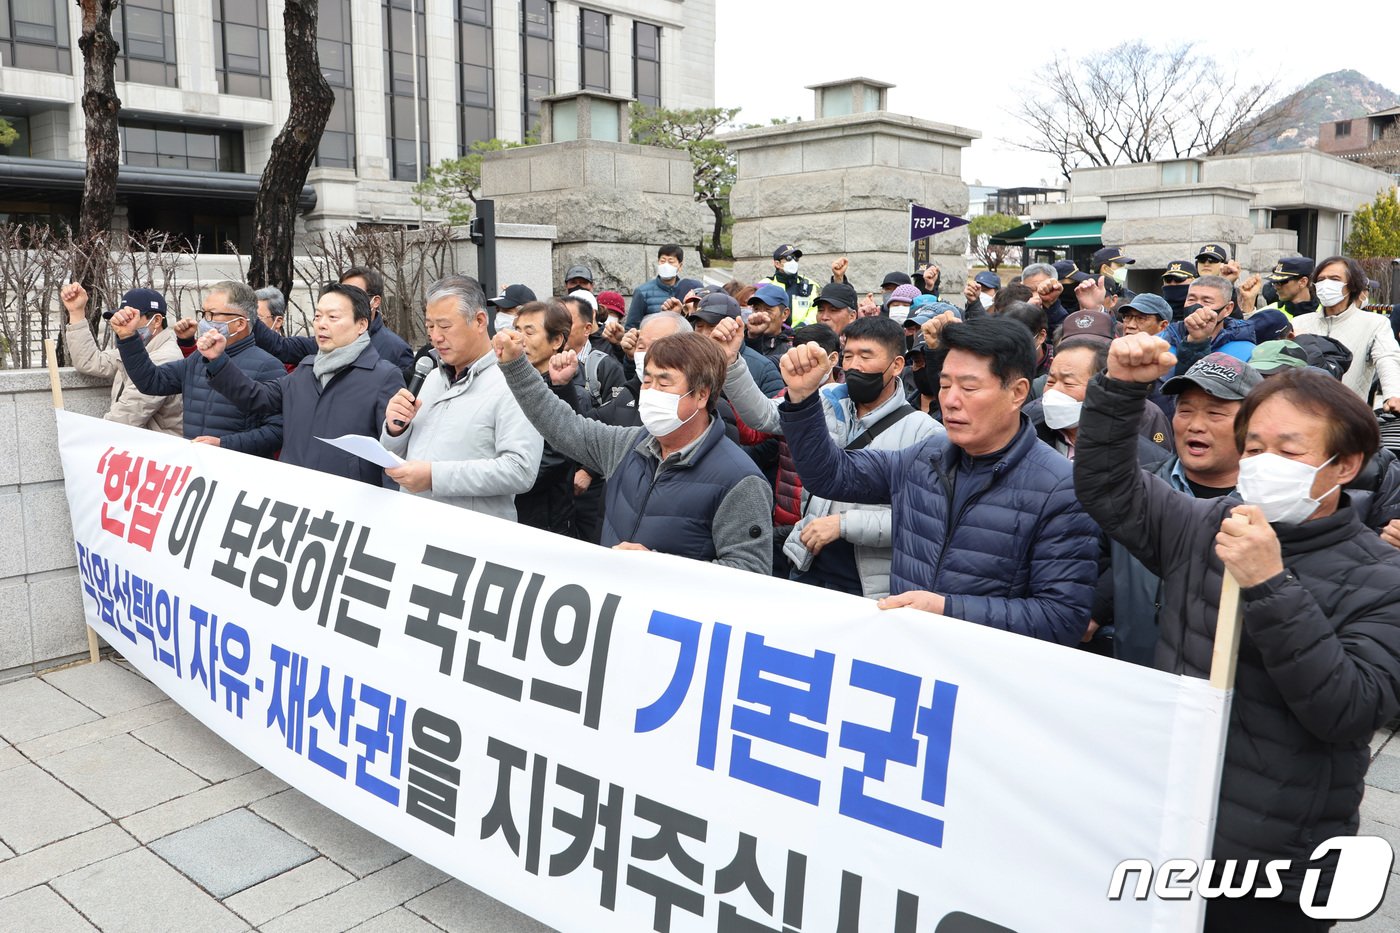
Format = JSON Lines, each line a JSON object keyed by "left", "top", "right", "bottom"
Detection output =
{"left": 1263, "top": 281, "right": 1280, "bottom": 305}
{"left": 845, "top": 368, "right": 890, "bottom": 405}
{"left": 1059, "top": 284, "right": 1080, "bottom": 314}
{"left": 1161, "top": 283, "right": 1191, "bottom": 310}
{"left": 912, "top": 363, "right": 937, "bottom": 398}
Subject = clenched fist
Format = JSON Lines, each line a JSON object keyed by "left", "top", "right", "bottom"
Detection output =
{"left": 108, "top": 306, "right": 141, "bottom": 339}
{"left": 1106, "top": 334, "right": 1176, "bottom": 384}
{"left": 779, "top": 343, "right": 833, "bottom": 404}
{"left": 493, "top": 329, "right": 526, "bottom": 363}
{"left": 61, "top": 282, "right": 89, "bottom": 323}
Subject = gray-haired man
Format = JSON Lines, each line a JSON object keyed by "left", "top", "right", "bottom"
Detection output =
{"left": 114, "top": 280, "right": 285, "bottom": 454}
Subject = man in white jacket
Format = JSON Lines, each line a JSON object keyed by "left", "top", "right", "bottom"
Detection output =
{"left": 709, "top": 314, "right": 942, "bottom": 599}
{"left": 1291, "top": 255, "right": 1400, "bottom": 411}
{"left": 380, "top": 274, "right": 543, "bottom": 520}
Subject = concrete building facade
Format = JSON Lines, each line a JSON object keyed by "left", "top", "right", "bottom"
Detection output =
{"left": 0, "top": 0, "right": 715, "bottom": 249}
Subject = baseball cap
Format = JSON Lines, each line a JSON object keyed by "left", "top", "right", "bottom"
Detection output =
{"left": 1267, "top": 256, "right": 1314, "bottom": 282}
{"left": 1117, "top": 294, "right": 1173, "bottom": 321}
{"left": 1059, "top": 309, "right": 1117, "bottom": 342}
{"left": 690, "top": 291, "right": 742, "bottom": 323}
{"left": 597, "top": 290, "right": 625, "bottom": 316}
{"left": 772, "top": 243, "right": 803, "bottom": 261}
{"left": 673, "top": 278, "right": 704, "bottom": 303}
{"left": 881, "top": 271, "right": 913, "bottom": 288}
{"left": 488, "top": 283, "right": 536, "bottom": 309}
{"left": 1249, "top": 309, "right": 1292, "bottom": 343}
{"left": 1250, "top": 340, "right": 1309, "bottom": 375}
{"left": 103, "top": 287, "right": 166, "bottom": 320}
{"left": 749, "top": 283, "right": 789, "bottom": 308}
{"left": 974, "top": 271, "right": 1002, "bottom": 289}
{"left": 1053, "top": 260, "right": 1078, "bottom": 280}
{"left": 564, "top": 264, "right": 593, "bottom": 283}
{"left": 568, "top": 288, "right": 597, "bottom": 310}
{"left": 815, "top": 282, "right": 858, "bottom": 311}
{"left": 1162, "top": 352, "right": 1263, "bottom": 400}
{"left": 888, "top": 284, "right": 922, "bottom": 305}
{"left": 1161, "top": 260, "right": 1198, "bottom": 281}
{"left": 1091, "top": 246, "right": 1136, "bottom": 267}
{"left": 1195, "top": 244, "right": 1230, "bottom": 264}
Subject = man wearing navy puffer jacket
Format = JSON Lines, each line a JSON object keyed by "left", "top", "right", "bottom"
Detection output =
{"left": 777, "top": 316, "right": 1100, "bottom": 644}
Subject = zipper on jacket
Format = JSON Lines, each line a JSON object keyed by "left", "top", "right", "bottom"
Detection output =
{"left": 627, "top": 461, "right": 666, "bottom": 541}
{"left": 930, "top": 459, "right": 1010, "bottom": 585}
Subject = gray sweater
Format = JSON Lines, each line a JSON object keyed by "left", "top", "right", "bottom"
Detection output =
{"left": 500, "top": 354, "right": 773, "bottom": 574}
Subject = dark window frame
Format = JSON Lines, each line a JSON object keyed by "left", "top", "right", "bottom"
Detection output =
{"left": 383, "top": 0, "right": 429, "bottom": 182}
{"left": 456, "top": 0, "right": 494, "bottom": 151}
{"left": 213, "top": 0, "right": 272, "bottom": 99}
{"left": 114, "top": 0, "right": 179, "bottom": 88}
{"left": 632, "top": 20, "right": 660, "bottom": 109}
{"left": 316, "top": 0, "right": 356, "bottom": 169}
{"left": 520, "top": 0, "right": 553, "bottom": 139}
{"left": 579, "top": 8, "right": 608, "bottom": 94}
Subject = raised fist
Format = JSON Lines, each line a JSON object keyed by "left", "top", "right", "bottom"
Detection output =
{"left": 549, "top": 349, "right": 579, "bottom": 385}
{"left": 196, "top": 330, "right": 226, "bottom": 360}
{"left": 1106, "top": 334, "right": 1177, "bottom": 384}
{"left": 708, "top": 316, "right": 745, "bottom": 364}
{"left": 493, "top": 329, "right": 526, "bottom": 362}
{"left": 779, "top": 343, "right": 833, "bottom": 404}
{"left": 108, "top": 306, "right": 141, "bottom": 339}
{"left": 60, "top": 282, "right": 89, "bottom": 322}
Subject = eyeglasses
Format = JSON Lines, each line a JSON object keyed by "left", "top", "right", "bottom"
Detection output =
{"left": 197, "top": 309, "right": 242, "bottom": 321}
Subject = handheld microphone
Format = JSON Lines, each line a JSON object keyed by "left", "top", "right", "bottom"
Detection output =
{"left": 394, "top": 355, "right": 435, "bottom": 427}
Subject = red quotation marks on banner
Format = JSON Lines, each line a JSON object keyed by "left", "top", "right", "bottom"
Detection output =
{"left": 77, "top": 543, "right": 183, "bottom": 674}
{"left": 96, "top": 447, "right": 192, "bottom": 552}
{"left": 263, "top": 647, "right": 463, "bottom": 830}
{"left": 634, "top": 612, "right": 959, "bottom": 848}
{"left": 210, "top": 492, "right": 394, "bottom": 648}
{"left": 480, "top": 738, "right": 923, "bottom": 932}
{"left": 403, "top": 544, "right": 620, "bottom": 730}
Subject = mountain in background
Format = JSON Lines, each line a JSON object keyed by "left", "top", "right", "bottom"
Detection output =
{"left": 1248, "top": 69, "right": 1400, "bottom": 152}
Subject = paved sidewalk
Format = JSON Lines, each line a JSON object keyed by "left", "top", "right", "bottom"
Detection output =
{"left": 1, "top": 659, "right": 1399, "bottom": 931}
{"left": 0, "top": 659, "right": 551, "bottom": 932}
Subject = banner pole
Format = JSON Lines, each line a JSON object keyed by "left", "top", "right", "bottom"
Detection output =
{"left": 907, "top": 202, "right": 914, "bottom": 274}
{"left": 1209, "top": 569, "right": 1243, "bottom": 690}
{"left": 47, "top": 338, "right": 101, "bottom": 667}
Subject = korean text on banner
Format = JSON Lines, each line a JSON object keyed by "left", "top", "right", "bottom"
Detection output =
{"left": 56, "top": 410, "right": 1228, "bottom": 933}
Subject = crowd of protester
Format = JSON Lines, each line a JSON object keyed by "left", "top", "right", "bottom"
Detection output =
{"left": 70, "top": 237, "right": 1400, "bottom": 931}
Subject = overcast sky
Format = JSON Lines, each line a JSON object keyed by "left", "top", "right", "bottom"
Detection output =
{"left": 714, "top": 0, "right": 1397, "bottom": 189}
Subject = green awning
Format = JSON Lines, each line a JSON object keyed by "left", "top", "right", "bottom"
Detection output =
{"left": 988, "top": 221, "right": 1038, "bottom": 245}
{"left": 1024, "top": 219, "right": 1104, "bottom": 247}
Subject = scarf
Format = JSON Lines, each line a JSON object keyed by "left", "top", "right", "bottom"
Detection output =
{"left": 312, "top": 331, "right": 370, "bottom": 387}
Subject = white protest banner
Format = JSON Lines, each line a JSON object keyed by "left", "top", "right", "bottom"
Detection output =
{"left": 57, "top": 410, "right": 1228, "bottom": 932}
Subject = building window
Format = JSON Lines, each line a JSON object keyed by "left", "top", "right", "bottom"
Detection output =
{"left": 383, "top": 0, "right": 429, "bottom": 181}
{"left": 0, "top": 114, "right": 31, "bottom": 156}
{"left": 120, "top": 121, "right": 245, "bottom": 173}
{"left": 633, "top": 21, "right": 660, "bottom": 109}
{"left": 213, "top": 0, "right": 271, "bottom": 99}
{"left": 114, "top": 0, "right": 178, "bottom": 87}
{"left": 1335, "top": 120, "right": 1352, "bottom": 137}
{"left": 317, "top": 0, "right": 356, "bottom": 169}
{"left": 579, "top": 9, "right": 608, "bottom": 93}
{"left": 521, "top": 0, "right": 553, "bottom": 138}
{"left": 0, "top": 0, "right": 71, "bottom": 74}
{"left": 457, "top": 0, "right": 494, "bottom": 150}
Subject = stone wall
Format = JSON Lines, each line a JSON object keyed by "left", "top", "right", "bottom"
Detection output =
{"left": 723, "top": 113, "right": 976, "bottom": 295}
{"left": 481, "top": 140, "right": 708, "bottom": 294}
{"left": 0, "top": 369, "right": 112, "bottom": 683}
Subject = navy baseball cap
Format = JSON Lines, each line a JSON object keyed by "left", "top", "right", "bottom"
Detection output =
{"left": 1117, "top": 293, "right": 1173, "bottom": 321}
{"left": 749, "top": 283, "right": 789, "bottom": 308}
{"left": 1196, "top": 244, "right": 1230, "bottom": 263}
{"left": 772, "top": 243, "right": 803, "bottom": 261}
{"left": 104, "top": 287, "right": 166, "bottom": 320}
{"left": 488, "top": 283, "right": 536, "bottom": 309}
{"left": 1091, "top": 246, "right": 1136, "bottom": 267}
{"left": 1161, "top": 260, "right": 1198, "bottom": 281}
{"left": 1249, "top": 309, "right": 1292, "bottom": 343}
{"left": 690, "top": 291, "right": 742, "bottom": 323}
{"left": 974, "top": 271, "right": 1002, "bottom": 289}
{"left": 1267, "top": 256, "right": 1314, "bottom": 282}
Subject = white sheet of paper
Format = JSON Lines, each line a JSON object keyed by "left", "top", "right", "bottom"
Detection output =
{"left": 316, "top": 434, "right": 404, "bottom": 469}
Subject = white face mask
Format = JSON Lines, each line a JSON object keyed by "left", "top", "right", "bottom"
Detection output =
{"left": 887, "top": 305, "right": 910, "bottom": 326}
{"left": 1112, "top": 266, "right": 1129, "bottom": 285}
{"left": 657, "top": 263, "right": 679, "bottom": 280}
{"left": 494, "top": 312, "right": 515, "bottom": 332}
{"left": 1041, "top": 387, "right": 1083, "bottom": 430}
{"left": 633, "top": 350, "right": 645, "bottom": 376}
{"left": 638, "top": 388, "right": 697, "bottom": 437}
{"left": 979, "top": 292, "right": 995, "bottom": 309}
{"left": 782, "top": 260, "right": 800, "bottom": 276}
{"left": 1236, "top": 452, "right": 1338, "bottom": 524}
{"left": 1314, "top": 279, "right": 1347, "bottom": 308}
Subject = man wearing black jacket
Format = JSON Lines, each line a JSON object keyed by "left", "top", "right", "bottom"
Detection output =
{"left": 1075, "top": 333, "right": 1400, "bottom": 931}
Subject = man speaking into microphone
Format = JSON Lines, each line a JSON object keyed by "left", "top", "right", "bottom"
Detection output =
{"left": 380, "top": 274, "right": 543, "bottom": 519}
